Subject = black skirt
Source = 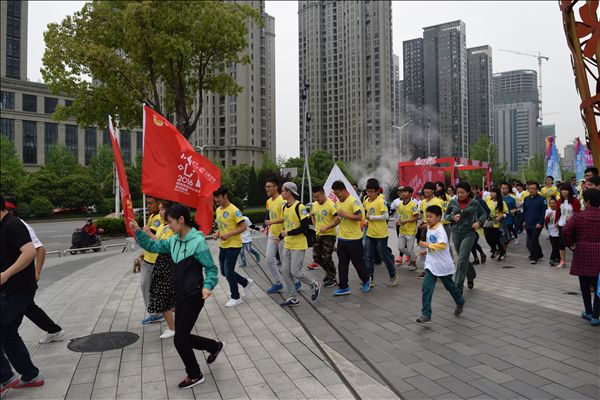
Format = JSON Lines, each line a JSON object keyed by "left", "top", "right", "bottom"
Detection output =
{"left": 148, "top": 253, "right": 175, "bottom": 313}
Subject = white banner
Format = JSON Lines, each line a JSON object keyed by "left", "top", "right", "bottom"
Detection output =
{"left": 323, "top": 164, "right": 361, "bottom": 204}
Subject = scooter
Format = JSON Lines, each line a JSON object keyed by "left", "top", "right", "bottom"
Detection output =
{"left": 69, "top": 228, "right": 104, "bottom": 255}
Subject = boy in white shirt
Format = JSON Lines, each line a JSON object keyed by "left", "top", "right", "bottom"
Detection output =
{"left": 416, "top": 205, "right": 465, "bottom": 324}
{"left": 239, "top": 215, "right": 261, "bottom": 268}
{"left": 544, "top": 198, "right": 561, "bottom": 266}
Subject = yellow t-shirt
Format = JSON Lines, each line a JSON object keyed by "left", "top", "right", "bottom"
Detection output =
{"left": 283, "top": 201, "right": 309, "bottom": 250}
{"left": 155, "top": 223, "right": 174, "bottom": 241}
{"left": 419, "top": 197, "right": 445, "bottom": 220}
{"left": 363, "top": 196, "right": 389, "bottom": 239}
{"left": 336, "top": 195, "right": 363, "bottom": 240}
{"left": 143, "top": 213, "right": 163, "bottom": 264}
{"left": 397, "top": 199, "right": 419, "bottom": 235}
{"left": 541, "top": 186, "right": 559, "bottom": 206}
{"left": 216, "top": 204, "right": 245, "bottom": 248}
{"left": 485, "top": 199, "right": 508, "bottom": 228}
{"left": 311, "top": 198, "right": 337, "bottom": 236}
{"left": 266, "top": 195, "right": 286, "bottom": 237}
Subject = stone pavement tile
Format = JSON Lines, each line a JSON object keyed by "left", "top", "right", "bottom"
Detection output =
{"left": 311, "top": 366, "right": 343, "bottom": 387}
{"left": 243, "top": 345, "right": 272, "bottom": 361}
{"left": 79, "top": 353, "right": 103, "bottom": 369}
{"left": 243, "top": 383, "right": 278, "bottom": 400}
{"left": 295, "top": 352, "right": 328, "bottom": 370}
{"left": 276, "top": 388, "right": 307, "bottom": 399}
{"left": 102, "top": 349, "right": 123, "bottom": 359}
{"left": 140, "top": 380, "right": 168, "bottom": 400}
{"left": 404, "top": 376, "right": 450, "bottom": 397}
{"left": 91, "top": 386, "right": 117, "bottom": 400}
{"left": 185, "top": 373, "right": 218, "bottom": 395}
{"left": 252, "top": 358, "right": 283, "bottom": 376}
{"left": 117, "top": 374, "right": 142, "bottom": 394}
{"left": 120, "top": 360, "right": 142, "bottom": 377}
{"left": 435, "top": 376, "right": 484, "bottom": 398}
{"left": 227, "top": 353, "right": 255, "bottom": 370}
{"left": 293, "top": 376, "right": 333, "bottom": 399}
{"left": 438, "top": 350, "right": 480, "bottom": 368}
{"left": 237, "top": 335, "right": 261, "bottom": 348}
{"left": 472, "top": 353, "right": 514, "bottom": 370}
{"left": 540, "top": 383, "right": 595, "bottom": 400}
{"left": 402, "top": 389, "right": 433, "bottom": 400}
{"left": 235, "top": 367, "right": 265, "bottom": 386}
{"left": 117, "top": 391, "right": 142, "bottom": 400}
{"left": 94, "top": 370, "right": 119, "bottom": 389}
{"left": 224, "top": 342, "right": 247, "bottom": 357}
{"left": 412, "top": 350, "right": 452, "bottom": 366}
{"left": 468, "top": 378, "right": 518, "bottom": 400}
{"left": 530, "top": 356, "right": 579, "bottom": 374}
{"left": 65, "top": 383, "right": 94, "bottom": 400}
{"left": 502, "top": 366, "right": 554, "bottom": 387}
{"left": 263, "top": 372, "right": 296, "bottom": 393}
{"left": 142, "top": 365, "right": 166, "bottom": 384}
{"left": 216, "top": 377, "right": 247, "bottom": 400}
{"left": 528, "top": 345, "right": 571, "bottom": 361}
{"left": 567, "top": 369, "right": 599, "bottom": 386}
{"left": 536, "top": 368, "right": 586, "bottom": 388}
{"left": 141, "top": 352, "right": 162, "bottom": 367}
{"left": 324, "top": 384, "right": 355, "bottom": 400}
{"left": 573, "top": 384, "right": 600, "bottom": 398}
{"left": 408, "top": 361, "right": 449, "bottom": 380}
{"left": 279, "top": 361, "right": 312, "bottom": 380}
{"left": 501, "top": 380, "right": 555, "bottom": 400}
{"left": 98, "top": 356, "right": 121, "bottom": 372}
{"left": 468, "top": 365, "right": 514, "bottom": 384}
{"left": 375, "top": 360, "right": 419, "bottom": 379}
{"left": 72, "top": 366, "right": 98, "bottom": 385}
{"left": 561, "top": 357, "right": 599, "bottom": 372}
{"left": 210, "top": 361, "right": 238, "bottom": 382}
{"left": 122, "top": 347, "right": 142, "bottom": 362}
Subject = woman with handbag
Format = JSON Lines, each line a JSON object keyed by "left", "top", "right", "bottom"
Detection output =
{"left": 484, "top": 187, "right": 509, "bottom": 261}
{"left": 555, "top": 183, "right": 581, "bottom": 269}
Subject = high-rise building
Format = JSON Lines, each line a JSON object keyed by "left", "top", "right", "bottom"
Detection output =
{"left": 298, "top": 0, "right": 394, "bottom": 163}
{"left": 1, "top": 0, "right": 27, "bottom": 80}
{"left": 392, "top": 54, "right": 404, "bottom": 154}
{"left": 423, "top": 20, "right": 468, "bottom": 158}
{"left": 536, "top": 124, "right": 555, "bottom": 156}
{"left": 467, "top": 45, "right": 493, "bottom": 146}
{"left": 562, "top": 143, "right": 576, "bottom": 172}
{"left": 402, "top": 37, "right": 425, "bottom": 157}
{"left": 192, "top": 0, "right": 276, "bottom": 168}
{"left": 493, "top": 69, "right": 540, "bottom": 173}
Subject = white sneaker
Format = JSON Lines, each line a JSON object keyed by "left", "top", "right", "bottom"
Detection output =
{"left": 243, "top": 279, "right": 254, "bottom": 298}
{"left": 225, "top": 298, "right": 243, "bottom": 308}
{"left": 160, "top": 329, "right": 175, "bottom": 339}
{"left": 39, "top": 330, "right": 65, "bottom": 344}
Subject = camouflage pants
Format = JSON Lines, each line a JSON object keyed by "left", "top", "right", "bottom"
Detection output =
{"left": 313, "top": 235, "right": 337, "bottom": 280}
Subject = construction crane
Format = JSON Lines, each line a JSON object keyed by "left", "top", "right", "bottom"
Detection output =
{"left": 499, "top": 49, "right": 550, "bottom": 123}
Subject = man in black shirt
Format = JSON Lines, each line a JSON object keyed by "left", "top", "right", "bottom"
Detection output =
{"left": 1, "top": 197, "right": 44, "bottom": 393}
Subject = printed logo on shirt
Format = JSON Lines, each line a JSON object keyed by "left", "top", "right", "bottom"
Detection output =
{"left": 412, "top": 205, "right": 418, "bottom": 213}
{"left": 301, "top": 208, "right": 308, "bottom": 215}
{"left": 321, "top": 210, "right": 327, "bottom": 216}
{"left": 369, "top": 207, "right": 375, "bottom": 214}
{"left": 428, "top": 234, "right": 438, "bottom": 244}
{"left": 223, "top": 211, "right": 229, "bottom": 218}
{"left": 354, "top": 200, "right": 360, "bottom": 206}
{"left": 235, "top": 210, "right": 242, "bottom": 218}
{"left": 153, "top": 220, "right": 161, "bottom": 227}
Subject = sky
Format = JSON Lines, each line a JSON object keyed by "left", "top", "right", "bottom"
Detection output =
{"left": 28, "top": 1, "right": 582, "bottom": 158}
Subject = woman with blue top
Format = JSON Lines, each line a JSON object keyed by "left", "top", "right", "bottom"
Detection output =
{"left": 130, "top": 204, "right": 223, "bottom": 390}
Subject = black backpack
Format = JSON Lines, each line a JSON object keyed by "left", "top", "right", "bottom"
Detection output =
{"left": 293, "top": 203, "right": 316, "bottom": 248}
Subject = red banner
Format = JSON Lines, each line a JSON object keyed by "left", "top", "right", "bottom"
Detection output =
{"left": 108, "top": 116, "right": 136, "bottom": 237}
{"left": 398, "top": 166, "right": 446, "bottom": 195}
{"left": 142, "top": 105, "right": 221, "bottom": 235}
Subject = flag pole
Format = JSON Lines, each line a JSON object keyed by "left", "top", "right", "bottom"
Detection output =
{"left": 142, "top": 104, "right": 147, "bottom": 227}
{"left": 115, "top": 125, "right": 121, "bottom": 218}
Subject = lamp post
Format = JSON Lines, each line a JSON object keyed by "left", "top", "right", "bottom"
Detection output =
{"left": 300, "top": 80, "right": 312, "bottom": 203}
{"left": 391, "top": 121, "right": 411, "bottom": 154}
{"left": 426, "top": 117, "right": 431, "bottom": 155}
{"left": 194, "top": 144, "right": 208, "bottom": 156}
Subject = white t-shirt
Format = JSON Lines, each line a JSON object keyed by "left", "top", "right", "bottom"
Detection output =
{"left": 241, "top": 216, "right": 253, "bottom": 244}
{"left": 22, "top": 219, "right": 43, "bottom": 249}
{"left": 544, "top": 209, "right": 560, "bottom": 237}
{"left": 482, "top": 191, "right": 491, "bottom": 201}
{"left": 424, "top": 224, "right": 455, "bottom": 276}
{"left": 558, "top": 200, "right": 573, "bottom": 227}
{"left": 390, "top": 198, "right": 401, "bottom": 221}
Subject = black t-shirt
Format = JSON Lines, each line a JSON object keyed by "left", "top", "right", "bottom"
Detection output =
{"left": 1, "top": 213, "right": 37, "bottom": 294}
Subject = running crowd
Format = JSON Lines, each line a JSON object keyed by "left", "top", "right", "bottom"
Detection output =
{"left": 1, "top": 167, "right": 599, "bottom": 392}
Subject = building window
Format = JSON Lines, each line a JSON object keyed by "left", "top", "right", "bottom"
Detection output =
{"left": 22, "top": 94, "right": 37, "bottom": 112}
{"left": 0, "top": 91, "right": 15, "bottom": 110}
{"left": 5, "top": 1, "right": 21, "bottom": 79}
{"left": 44, "top": 97, "right": 58, "bottom": 114}
{"left": 23, "top": 120, "right": 37, "bottom": 164}
{"left": 136, "top": 131, "right": 143, "bottom": 155}
{"left": 44, "top": 122, "right": 58, "bottom": 154}
{"left": 121, "top": 130, "right": 131, "bottom": 163}
{"left": 102, "top": 128, "right": 110, "bottom": 145}
{"left": 65, "top": 99, "right": 73, "bottom": 107}
{"left": 84, "top": 127, "right": 97, "bottom": 165}
{"left": 65, "top": 125, "right": 78, "bottom": 155}
{"left": 0, "top": 118, "right": 15, "bottom": 141}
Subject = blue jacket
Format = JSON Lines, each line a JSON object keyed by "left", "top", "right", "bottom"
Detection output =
{"left": 503, "top": 195, "right": 517, "bottom": 225}
{"left": 522, "top": 194, "right": 547, "bottom": 229}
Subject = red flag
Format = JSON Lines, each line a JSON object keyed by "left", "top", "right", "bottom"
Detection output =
{"left": 142, "top": 105, "right": 221, "bottom": 234}
{"left": 108, "top": 116, "right": 136, "bottom": 237}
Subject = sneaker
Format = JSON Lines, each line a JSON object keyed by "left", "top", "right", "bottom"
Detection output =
{"left": 581, "top": 311, "right": 593, "bottom": 321}
{"left": 280, "top": 298, "right": 300, "bottom": 307}
{"left": 556, "top": 261, "right": 566, "bottom": 269}
{"left": 311, "top": 282, "right": 321, "bottom": 301}
{"left": 549, "top": 260, "right": 556, "bottom": 267}
{"left": 39, "top": 329, "right": 65, "bottom": 344}
{"left": 467, "top": 280, "right": 474, "bottom": 289}
{"left": 334, "top": 287, "right": 351, "bottom": 296}
{"left": 497, "top": 253, "right": 505, "bottom": 262}
{"left": 178, "top": 375, "right": 205, "bottom": 389}
{"left": 142, "top": 315, "right": 165, "bottom": 325}
{"left": 255, "top": 254, "right": 261, "bottom": 263}
{"left": 266, "top": 283, "right": 283, "bottom": 294}
{"left": 160, "top": 329, "right": 175, "bottom": 339}
{"left": 14, "top": 374, "right": 44, "bottom": 389}
{"left": 387, "top": 275, "right": 399, "bottom": 287}
{"left": 473, "top": 258, "right": 480, "bottom": 265}
{"left": 514, "top": 238, "right": 519, "bottom": 245}
{"left": 239, "top": 262, "right": 247, "bottom": 268}
{"left": 408, "top": 263, "right": 417, "bottom": 271}
{"left": 323, "top": 278, "right": 337, "bottom": 288}
{"left": 395, "top": 256, "right": 403, "bottom": 264}
{"left": 307, "top": 262, "right": 319, "bottom": 270}
{"left": 360, "top": 279, "right": 371, "bottom": 293}
{"left": 404, "top": 255, "right": 411, "bottom": 263}
{"left": 1, "top": 376, "right": 20, "bottom": 394}
{"left": 491, "top": 251, "right": 497, "bottom": 259}
{"left": 225, "top": 298, "right": 243, "bottom": 308}
{"left": 417, "top": 272, "right": 425, "bottom": 279}
{"left": 207, "top": 342, "right": 224, "bottom": 364}
{"left": 530, "top": 259, "right": 537, "bottom": 265}
{"left": 591, "top": 318, "right": 600, "bottom": 326}
{"left": 295, "top": 281, "right": 302, "bottom": 291}
{"left": 370, "top": 278, "right": 375, "bottom": 288}
{"left": 243, "top": 279, "right": 254, "bottom": 298}
{"left": 416, "top": 315, "right": 431, "bottom": 324}
{"left": 481, "top": 254, "right": 487, "bottom": 264}
{"left": 454, "top": 303, "right": 464, "bottom": 316}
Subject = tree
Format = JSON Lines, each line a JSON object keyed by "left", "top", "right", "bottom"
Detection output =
{"left": 42, "top": 1, "right": 260, "bottom": 137}
{"left": 87, "top": 145, "right": 114, "bottom": 190}
{"left": 221, "top": 164, "right": 251, "bottom": 206}
{"left": 44, "top": 144, "right": 80, "bottom": 177}
{"left": 18, "top": 171, "right": 62, "bottom": 205}
{"left": 60, "top": 174, "right": 101, "bottom": 208}
{"left": 246, "top": 166, "right": 261, "bottom": 207}
{"left": 466, "top": 136, "right": 513, "bottom": 186}
{"left": 520, "top": 154, "right": 546, "bottom": 184}
{"left": 0, "top": 137, "right": 25, "bottom": 195}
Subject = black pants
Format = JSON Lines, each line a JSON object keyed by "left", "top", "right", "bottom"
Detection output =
{"left": 25, "top": 301, "right": 62, "bottom": 334}
{"left": 484, "top": 227, "right": 502, "bottom": 253}
{"left": 1, "top": 291, "right": 39, "bottom": 384}
{"left": 337, "top": 239, "right": 369, "bottom": 289}
{"left": 471, "top": 237, "right": 484, "bottom": 259}
{"left": 579, "top": 276, "right": 600, "bottom": 319}
{"left": 526, "top": 227, "right": 544, "bottom": 260}
{"left": 549, "top": 236, "right": 560, "bottom": 263}
{"left": 174, "top": 295, "right": 219, "bottom": 379}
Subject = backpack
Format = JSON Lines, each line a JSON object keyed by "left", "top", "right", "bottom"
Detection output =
{"left": 293, "top": 202, "right": 316, "bottom": 248}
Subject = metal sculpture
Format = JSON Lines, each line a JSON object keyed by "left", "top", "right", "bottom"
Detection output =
{"left": 560, "top": 0, "right": 600, "bottom": 169}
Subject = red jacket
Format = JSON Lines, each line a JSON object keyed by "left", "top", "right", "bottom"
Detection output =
{"left": 555, "top": 197, "right": 581, "bottom": 225}
{"left": 563, "top": 207, "right": 600, "bottom": 277}
{"left": 83, "top": 224, "right": 97, "bottom": 236}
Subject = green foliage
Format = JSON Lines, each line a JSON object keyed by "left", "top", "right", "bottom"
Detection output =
{"left": 44, "top": 144, "right": 80, "bottom": 176}
{"left": 88, "top": 145, "right": 114, "bottom": 184}
{"left": 246, "top": 166, "right": 261, "bottom": 207}
{"left": 29, "top": 197, "right": 54, "bottom": 218}
{"left": 520, "top": 154, "right": 546, "bottom": 184}
{"left": 0, "top": 137, "right": 25, "bottom": 195}
{"left": 242, "top": 209, "right": 266, "bottom": 224}
{"left": 59, "top": 174, "right": 101, "bottom": 208}
{"left": 465, "top": 136, "right": 514, "bottom": 186}
{"left": 18, "top": 171, "right": 62, "bottom": 204}
{"left": 221, "top": 164, "right": 252, "bottom": 206}
{"left": 126, "top": 154, "right": 143, "bottom": 200}
{"left": 42, "top": 1, "right": 260, "bottom": 138}
{"left": 95, "top": 217, "right": 127, "bottom": 235}
{"left": 98, "top": 198, "right": 114, "bottom": 215}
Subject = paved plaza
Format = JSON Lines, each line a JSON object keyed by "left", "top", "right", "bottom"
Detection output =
{"left": 3, "top": 231, "right": 599, "bottom": 400}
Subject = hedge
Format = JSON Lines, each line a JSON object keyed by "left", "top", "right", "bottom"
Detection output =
{"left": 243, "top": 209, "right": 266, "bottom": 224}
{"left": 95, "top": 216, "right": 143, "bottom": 235}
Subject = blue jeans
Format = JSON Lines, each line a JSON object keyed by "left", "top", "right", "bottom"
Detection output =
{"left": 240, "top": 242, "right": 260, "bottom": 266}
{"left": 365, "top": 236, "right": 396, "bottom": 279}
{"left": 421, "top": 270, "right": 464, "bottom": 318}
{"left": 1, "top": 291, "right": 39, "bottom": 384}
{"left": 219, "top": 247, "right": 248, "bottom": 300}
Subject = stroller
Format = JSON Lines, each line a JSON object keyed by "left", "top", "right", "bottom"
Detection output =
{"left": 69, "top": 228, "right": 103, "bottom": 255}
